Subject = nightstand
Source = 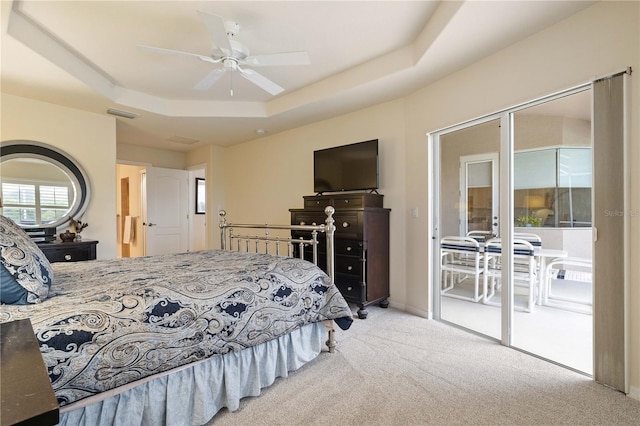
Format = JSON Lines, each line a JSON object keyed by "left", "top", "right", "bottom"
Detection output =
{"left": 37, "top": 239, "right": 99, "bottom": 263}
{"left": 0, "top": 319, "right": 59, "bottom": 426}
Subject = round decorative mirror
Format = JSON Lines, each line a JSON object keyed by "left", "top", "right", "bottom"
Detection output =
{"left": 0, "top": 141, "right": 91, "bottom": 228}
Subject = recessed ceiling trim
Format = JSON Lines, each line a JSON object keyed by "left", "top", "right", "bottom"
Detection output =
{"left": 6, "top": 0, "right": 429, "bottom": 121}
{"left": 8, "top": 1, "right": 118, "bottom": 98}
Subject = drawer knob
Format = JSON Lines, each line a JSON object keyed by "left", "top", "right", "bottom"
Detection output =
{"left": 347, "top": 266, "right": 353, "bottom": 271}
{"left": 300, "top": 221, "right": 306, "bottom": 225}
{"left": 346, "top": 246, "right": 352, "bottom": 252}
{"left": 344, "top": 199, "right": 349, "bottom": 204}
{"left": 64, "top": 254, "right": 72, "bottom": 261}
{"left": 347, "top": 286, "right": 353, "bottom": 291}
{"left": 342, "top": 222, "right": 350, "bottom": 228}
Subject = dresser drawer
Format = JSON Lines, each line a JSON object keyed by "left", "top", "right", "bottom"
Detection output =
{"left": 304, "top": 197, "right": 333, "bottom": 209}
{"left": 292, "top": 211, "right": 361, "bottom": 239}
{"left": 302, "top": 193, "right": 384, "bottom": 209}
{"left": 291, "top": 212, "right": 325, "bottom": 227}
{"left": 331, "top": 195, "right": 365, "bottom": 208}
{"left": 335, "top": 255, "right": 363, "bottom": 276}
{"left": 333, "top": 212, "right": 361, "bottom": 238}
{"left": 335, "top": 275, "right": 362, "bottom": 301}
{"left": 335, "top": 239, "right": 363, "bottom": 257}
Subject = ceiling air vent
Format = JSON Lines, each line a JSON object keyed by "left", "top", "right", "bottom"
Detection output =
{"left": 167, "top": 135, "right": 199, "bottom": 145}
{"left": 107, "top": 108, "right": 138, "bottom": 119}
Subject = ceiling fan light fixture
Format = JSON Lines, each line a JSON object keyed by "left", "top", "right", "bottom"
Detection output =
{"left": 107, "top": 108, "right": 138, "bottom": 119}
{"left": 223, "top": 58, "right": 238, "bottom": 70}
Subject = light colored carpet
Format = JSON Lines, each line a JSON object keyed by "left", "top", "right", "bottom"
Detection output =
{"left": 210, "top": 306, "right": 640, "bottom": 425}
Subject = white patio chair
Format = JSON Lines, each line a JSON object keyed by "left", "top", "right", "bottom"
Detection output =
{"left": 513, "top": 232, "right": 542, "bottom": 248}
{"left": 483, "top": 238, "right": 538, "bottom": 312}
{"left": 544, "top": 257, "right": 592, "bottom": 314}
{"left": 466, "top": 230, "right": 494, "bottom": 243}
{"left": 440, "top": 236, "right": 485, "bottom": 302}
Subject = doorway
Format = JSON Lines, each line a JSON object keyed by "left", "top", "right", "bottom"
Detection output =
{"left": 116, "top": 164, "right": 190, "bottom": 257}
{"left": 459, "top": 153, "right": 499, "bottom": 237}
{"left": 434, "top": 88, "right": 594, "bottom": 374}
{"left": 116, "top": 164, "right": 145, "bottom": 258}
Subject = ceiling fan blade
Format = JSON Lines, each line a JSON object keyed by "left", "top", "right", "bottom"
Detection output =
{"left": 197, "top": 11, "right": 232, "bottom": 55}
{"left": 194, "top": 68, "right": 226, "bottom": 91}
{"left": 137, "top": 45, "right": 219, "bottom": 64}
{"left": 242, "top": 51, "right": 310, "bottom": 67}
{"left": 238, "top": 67, "right": 284, "bottom": 95}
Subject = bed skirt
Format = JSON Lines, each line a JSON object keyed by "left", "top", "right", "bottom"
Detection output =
{"left": 59, "top": 322, "right": 325, "bottom": 426}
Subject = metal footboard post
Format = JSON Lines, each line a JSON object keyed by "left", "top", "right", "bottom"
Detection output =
{"left": 324, "top": 206, "right": 336, "bottom": 284}
{"left": 311, "top": 229, "right": 318, "bottom": 265}
{"left": 324, "top": 206, "right": 337, "bottom": 353}
{"left": 219, "top": 210, "right": 227, "bottom": 250}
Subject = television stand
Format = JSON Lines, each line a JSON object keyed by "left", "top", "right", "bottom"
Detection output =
{"left": 290, "top": 192, "right": 390, "bottom": 318}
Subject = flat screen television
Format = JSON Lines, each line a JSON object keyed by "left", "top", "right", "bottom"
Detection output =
{"left": 313, "top": 139, "right": 378, "bottom": 193}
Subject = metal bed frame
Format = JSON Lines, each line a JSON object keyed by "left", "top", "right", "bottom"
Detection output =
{"left": 219, "top": 206, "right": 340, "bottom": 351}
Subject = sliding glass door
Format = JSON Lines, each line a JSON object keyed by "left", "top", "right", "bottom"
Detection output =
{"left": 438, "top": 119, "right": 502, "bottom": 340}
{"left": 510, "top": 92, "right": 593, "bottom": 374}
{"left": 434, "top": 88, "right": 594, "bottom": 373}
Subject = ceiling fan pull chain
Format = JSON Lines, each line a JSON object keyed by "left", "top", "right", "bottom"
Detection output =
{"left": 230, "top": 69, "right": 234, "bottom": 96}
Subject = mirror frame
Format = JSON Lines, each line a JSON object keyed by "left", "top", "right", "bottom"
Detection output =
{"left": 1, "top": 140, "right": 91, "bottom": 229}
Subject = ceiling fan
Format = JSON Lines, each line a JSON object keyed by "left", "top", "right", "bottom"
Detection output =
{"left": 138, "top": 11, "right": 310, "bottom": 96}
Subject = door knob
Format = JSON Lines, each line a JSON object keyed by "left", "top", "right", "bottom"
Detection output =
{"left": 147, "top": 223, "right": 156, "bottom": 227}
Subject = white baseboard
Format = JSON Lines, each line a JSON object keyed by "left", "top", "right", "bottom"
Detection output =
{"left": 385, "top": 301, "right": 432, "bottom": 319}
{"left": 403, "top": 304, "right": 432, "bottom": 319}
{"left": 629, "top": 385, "right": 640, "bottom": 401}
{"left": 387, "top": 300, "right": 405, "bottom": 311}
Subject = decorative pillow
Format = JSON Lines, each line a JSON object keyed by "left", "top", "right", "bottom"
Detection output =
{"left": 0, "top": 215, "right": 53, "bottom": 304}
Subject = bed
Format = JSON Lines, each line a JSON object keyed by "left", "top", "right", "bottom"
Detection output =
{"left": 0, "top": 207, "right": 352, "bottom": 425}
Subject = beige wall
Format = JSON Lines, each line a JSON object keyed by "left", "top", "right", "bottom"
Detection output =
{"left": 516, "top": 115, "right": 591, "bottom": 150}
{"left": 1, "top": 94, "right": 117, "bottom": 258}
{"left": 117, "top": 143, "right": 186, "bottom": 169}
{"left": 185, "top": 144, "right": 227, "bottom": 249}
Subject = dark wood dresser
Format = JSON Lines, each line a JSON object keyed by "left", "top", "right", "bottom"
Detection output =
{"left": 290, "top": 193, "right": 390, "bottom": 319}
{"left": 1, "top": 319, "right": 59, "bottom": 426}
{"left": 37, "top": 239, "right": 98, "bottom": 263}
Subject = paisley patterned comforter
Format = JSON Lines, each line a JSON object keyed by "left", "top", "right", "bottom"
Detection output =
{"left": 0, "top": 250, "right": 353, "bottom": 407}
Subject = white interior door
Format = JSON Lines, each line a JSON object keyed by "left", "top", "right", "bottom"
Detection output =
{"left": 459, "top": 153, "right": 499, "bottom": 236}
{"left": 142, "top": 166, "right": 189, "bottom": 256}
